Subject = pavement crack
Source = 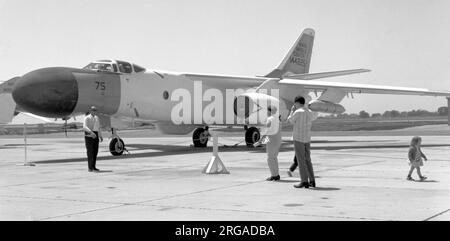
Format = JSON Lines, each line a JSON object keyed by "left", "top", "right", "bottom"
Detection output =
{"left": 132, "top": 180, "right": 266, "bottom": 205}
{"left": 423, "top": 208, "right": 450, "bottom": 221}
{"left": 38, "top": 204, "right": 127, "bottom": 221}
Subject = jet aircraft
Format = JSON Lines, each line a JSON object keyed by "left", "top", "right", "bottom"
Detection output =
{"left": 1, "top": 28, "right": 449, "bottom": 156}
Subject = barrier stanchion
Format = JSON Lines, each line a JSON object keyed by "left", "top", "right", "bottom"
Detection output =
{"left": 17, "top": 123, "right": 35, "bottom": 167}
{"left": 202, "top": 133, "right": 229, "bottom": 174}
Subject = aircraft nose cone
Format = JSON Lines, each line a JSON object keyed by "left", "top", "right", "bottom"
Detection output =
{"left": 12, "top": 67, "right": 78, "bottom": 118}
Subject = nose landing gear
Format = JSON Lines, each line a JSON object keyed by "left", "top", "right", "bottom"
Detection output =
{"left": 109, "top": 128, "right": 127, "bottom": 156}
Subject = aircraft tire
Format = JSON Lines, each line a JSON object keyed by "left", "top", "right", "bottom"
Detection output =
{"left": 193, "top": 128, "right": 208, "bottom": 148}
{"left": 109, "top": 138, "right": 125, "bottom": 156}
{"left": 245, "top": 127, "right": 260, "bottom": 147}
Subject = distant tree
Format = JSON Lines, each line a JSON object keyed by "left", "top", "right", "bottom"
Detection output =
{"left": 408, "top": 109, "right": 435, "bottom": 117}
{"left": 359, "top": 110, "right": 370, "bottom": 118}
{"left": 371, "top": 113, "right": 381, "bottom": 118}
{"left": 337, "top": 113, "right": 349, "bottom": 119}
{"left": 382, "top": 111, "right": 391, "bottom": 118}
{"left": 391, "top": 110, "right": 401, "bottom": 118}
{"left": 383, "top": 110, "right": 400, "bottom": 118}
{"left": 438, "top": 106, "right": 448, "bottom": 116}
{"left": 400, "top": 112, "right": 408, "bottom": 118}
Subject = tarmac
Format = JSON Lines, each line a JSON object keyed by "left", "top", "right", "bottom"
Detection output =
{"left": 1, "top": 127, "right": 449, "bottom": 221}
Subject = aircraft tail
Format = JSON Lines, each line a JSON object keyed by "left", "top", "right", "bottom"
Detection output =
{"left": 265, "top": 28, "right": 315, "bottom": 78}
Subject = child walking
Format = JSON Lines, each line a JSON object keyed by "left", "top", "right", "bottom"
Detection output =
{"left": 407, "top": 136, "right": 428, "bottom": 181}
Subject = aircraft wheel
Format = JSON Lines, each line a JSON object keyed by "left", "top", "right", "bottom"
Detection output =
{"left": 245, "top": 127, "right": 261, "bottom": 147}
{"left": 109, "top": 138, "right": 125, "bottom": 156}
{"left": 193, "top": 128, "right": 208, "bottom": 147}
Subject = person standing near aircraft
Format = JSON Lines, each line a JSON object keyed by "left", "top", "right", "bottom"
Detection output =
{"left": 287, "top": 96, "right": 318, "bottom": 188}
{"left": 407, "top": 136, "right": 428, "bottom": 181}
{"left": 255, "top": 106, "right": 282, "bottom": 181}
{"left": 83, "top": 106, "right": 103, "bottom": 172}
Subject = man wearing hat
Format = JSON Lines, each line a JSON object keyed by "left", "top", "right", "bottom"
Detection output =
{"left": 83, "top": 106, "right": 103, "bottom": 172}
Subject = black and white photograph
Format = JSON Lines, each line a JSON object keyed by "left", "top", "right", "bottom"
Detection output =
{"left": 1, "top": 0, "right": 449, "bottom": 229}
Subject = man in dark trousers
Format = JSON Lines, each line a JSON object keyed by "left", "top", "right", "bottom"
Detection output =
{"left": 83, "top": 106, "right": 103, "bottom": 172}
{"left": 287, "top": 96, "right": 318, "bottom": 188}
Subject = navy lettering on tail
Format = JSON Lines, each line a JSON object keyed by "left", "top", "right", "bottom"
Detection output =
{"left": 266, "top": 28, "right": 315, "bottom": 78}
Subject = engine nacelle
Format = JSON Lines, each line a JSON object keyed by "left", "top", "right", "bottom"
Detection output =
{"left": 234, "top": 93, "right": 283, "bottom": 124}
{"left": 308, "top": 100, "right": 345, "bottom": 114}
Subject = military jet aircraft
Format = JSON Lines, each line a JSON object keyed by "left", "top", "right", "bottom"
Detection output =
{"left": 2, "top": 28, "right": 450, "bottom": 156}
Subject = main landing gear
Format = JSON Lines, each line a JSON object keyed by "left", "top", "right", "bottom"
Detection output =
{"left": 191, "top": 126, "right": 260, "bottom": 148}
{"left": 192, "top": 126, "right": 211, "bottom": 148}
{"left": 109, "top": 128, "right": 126, "bottom": 156}
{"left": 245, "top": 126, "right": 261, "bottom": 147}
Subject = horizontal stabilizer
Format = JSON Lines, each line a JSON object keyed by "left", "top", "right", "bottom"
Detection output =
{"left": 284, "top": 69, "right": 371, "bottom": 80}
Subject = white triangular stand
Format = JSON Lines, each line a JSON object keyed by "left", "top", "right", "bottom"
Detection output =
{"left": 202, "top": 134, "right": 229, "bottom": 174}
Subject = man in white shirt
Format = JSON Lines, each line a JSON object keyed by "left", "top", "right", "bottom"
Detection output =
{"left": 83, "top": 106, "right": 103, "bottom": 172}
{"left": 287, "top": 96, "right": 318, "bottom": 188}
{"left": 255, "top": 106, "right": 282, "bottom": 181}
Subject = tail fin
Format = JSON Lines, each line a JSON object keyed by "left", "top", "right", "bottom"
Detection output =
{"left": 265, "top": 28, "right": 315, "bottom": 78}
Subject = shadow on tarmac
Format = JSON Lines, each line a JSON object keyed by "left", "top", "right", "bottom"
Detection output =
{"left": 412, "top": 179, "right": 439, "bottom": 183}
{"left": 32, "top": 140, "right": 450, "bottom": 165}
{"left": 94, "top": 170, "right": 114, "bottom": 173}
{"left": 310, "top": 187, "right": 341, "bottom": 191}
{"left": 276, "top": 180, "right": 298, "bottom": 183}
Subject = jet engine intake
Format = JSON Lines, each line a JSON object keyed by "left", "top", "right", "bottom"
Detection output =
{"left": 234, "top": 93, "right": 280, "bottom": 120}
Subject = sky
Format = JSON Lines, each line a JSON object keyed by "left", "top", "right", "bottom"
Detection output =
{"left": 1, "top": 0, "right": 449, "bottom": 114}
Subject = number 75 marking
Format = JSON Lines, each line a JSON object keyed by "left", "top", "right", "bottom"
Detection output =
{"left": 95, "top": 81, "right": 106, "bottom": 90}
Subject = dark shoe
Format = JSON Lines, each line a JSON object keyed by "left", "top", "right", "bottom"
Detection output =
{"left": 294, "top": 182, "right": 310, "bottom": 189}
{"left": 93, "top": 169, "right": 100, "bottom": 173}
{"left": 309, "top": 181, "right": 316, "bottom": 188}
{"left": 287, "top": 171, "right": 293, "bottom": 177}
{"left": 266, "top": 175, "right": 280, "bottom": 181}
{"left": 406, "top": 176, "right": 413, "bottom": 181}
{"left": 419, "top": 176, "right": 427, "bottom": 181}
{"left": 88, "top": 169, "right": 94, "bottom": 172}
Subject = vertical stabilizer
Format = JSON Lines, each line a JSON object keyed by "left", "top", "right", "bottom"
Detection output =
{"left": 266, "top": 28, "right": 315, "bottom": 78}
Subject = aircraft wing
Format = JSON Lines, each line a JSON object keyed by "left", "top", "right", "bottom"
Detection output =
{"left": 183, "top": 73, "right": 265, "bottom": 89}
{"left": 183, "top": 71, "right": 450, "bottom": 97}
{"left": 279, "top": 79, "right": 450, "bottom": 97}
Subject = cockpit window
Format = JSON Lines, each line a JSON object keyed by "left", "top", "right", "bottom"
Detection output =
{"left": 117, "top": 61, "right": 133, "bottom": 74}
{"left": 133, "top": 64, "right": 146, "bottom": 73}
{"left": 83, "top": 63, "right": 114, "bottom": 72}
